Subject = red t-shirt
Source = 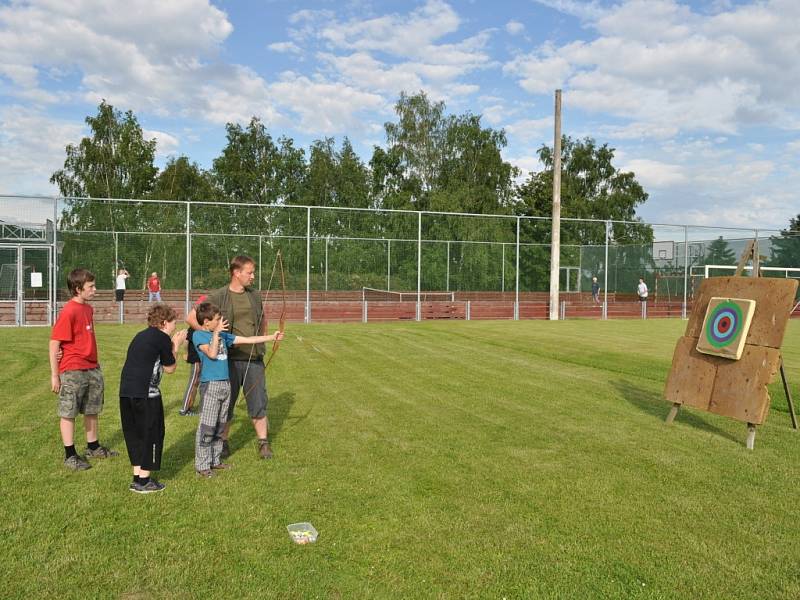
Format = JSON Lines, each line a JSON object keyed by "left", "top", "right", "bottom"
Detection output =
{"left": 51, "top": 300, "right": 98, "bottom": 372}
{"left": 147, "top": 276, "right": 161, "bottom": 292}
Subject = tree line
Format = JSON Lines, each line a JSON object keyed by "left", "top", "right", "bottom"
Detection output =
{"left": 48, "top": 93, "right": 799, "bottom": 294}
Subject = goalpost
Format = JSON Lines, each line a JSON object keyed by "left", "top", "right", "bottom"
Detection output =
{"left": 362, "top": 287, "right": 455, "bottom": 302}
{"left": 702, "top": 264, "right": 800, "bottom": 280}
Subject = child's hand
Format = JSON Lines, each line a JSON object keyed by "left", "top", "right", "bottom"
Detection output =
{"left": 172, "top": 329, "right": 188, "bottom": 346}
{"left": 51, "top": 374, "right": 61, "bottom": 393}
{"left": 214, "top": 317, "right": 229, "bottom": 333}
{"left": 274, "top": 330, "right": 285, "bottom": 341}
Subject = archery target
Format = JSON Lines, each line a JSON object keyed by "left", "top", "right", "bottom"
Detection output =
{"left": 696, "top": 297, "right": 755, "bottom": 360}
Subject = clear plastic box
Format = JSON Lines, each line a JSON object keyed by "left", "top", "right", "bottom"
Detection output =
{"left": 287, "top": 522, "right": 318, "bottom": 545}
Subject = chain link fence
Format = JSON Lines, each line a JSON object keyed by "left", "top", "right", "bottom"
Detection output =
{"left": 1, "top": 194, "right": 798, "bottom": 325}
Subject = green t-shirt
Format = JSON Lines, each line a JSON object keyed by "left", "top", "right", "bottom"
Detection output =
{"left": 207, "top": 286, "right": 264, "bottom": 360}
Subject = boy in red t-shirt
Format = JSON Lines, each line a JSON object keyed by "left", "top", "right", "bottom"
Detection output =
{"left": 147, "top": 272, "right": 161, "bottom": 302}
{"left": 49, "top": 268, "right": 118, "bottom": 470}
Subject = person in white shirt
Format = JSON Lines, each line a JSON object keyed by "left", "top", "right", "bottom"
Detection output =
{"left": 637, "top": 278, "right": 648, "bottom": 302}
{"left": 115, "top": 268, "right": 130, "bottom": 303}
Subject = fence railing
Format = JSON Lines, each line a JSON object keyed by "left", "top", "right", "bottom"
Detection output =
{"left": 1, "top": 194, "right": 798, "bottom": 324}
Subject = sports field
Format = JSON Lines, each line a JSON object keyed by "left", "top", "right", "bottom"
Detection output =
{"left": 3, "top": 318, "right": 800, "bottom": 599}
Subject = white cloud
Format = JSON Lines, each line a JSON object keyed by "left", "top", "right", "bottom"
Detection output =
{"left": 143, "top": 129, "right": 180, "bottom": 158}
{"left": 0, "top": 105, "right": 83, "bottom": 194}
{"left": 505, "top": 117, "right": 552, "bottom": 143}
{"left": 505, "top": 20, "right": 524, "bottom": 36}
{"left": 620, "top": 159, "right": 686, "bottom": 188}
{"left": 505, "top": 0, "right": 800, "bottom": 136}
{"left": 268, "top": 41, "right": 302, "bottom": 54}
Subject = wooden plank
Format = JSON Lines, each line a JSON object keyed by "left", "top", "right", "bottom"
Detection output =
{"left": 685, "top": 277, "right": 798, "bottom": 348}
{"left": 708, "top": 344, "right": 781, "bottom": 424}
{"left": 664, "top": 336, "right": 720, "bottom": 410}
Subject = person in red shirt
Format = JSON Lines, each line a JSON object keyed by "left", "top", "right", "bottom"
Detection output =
{"left": 49, "top": 268, "right": 118, "bottom": 470}
{"left": 147, "top": 272, "right": 162, "bottom": 302}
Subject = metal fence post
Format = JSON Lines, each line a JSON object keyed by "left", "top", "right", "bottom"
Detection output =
{"left": 515, "top": 218, "right": 520, "bottom": 320}
{"left": 446, "top": 240, "right": 450, "bottom": 293}
{"left": 387, "top": 239, "right": 391, "bottom": 290}
{"left": 682, "top": 225, "right": 688, "bottom": 319}
{"left": 604, "top": 220, "right": 610, "bottom": 320}
{"left": 52, "top": 196, "right": 58, "bottom": 323}
{"left": 185, "top": 202, "right": 191, "bottom": 317}
{"left": 306, "top": 207, "right": 311, "bottom": 323}
{"left": 417, "top": 211, "right": 421, "bottom": 322}
{"left": 325, "top": 235, "right": 329, "bottom": 292}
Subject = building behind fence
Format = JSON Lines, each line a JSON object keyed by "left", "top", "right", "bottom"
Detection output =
{"left": 1, "top": 194, "right": 798, "bottom": 326}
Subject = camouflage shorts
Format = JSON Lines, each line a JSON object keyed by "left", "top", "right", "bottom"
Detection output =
{"left": 57, "top": 368, "right": 104, "bottom": 418}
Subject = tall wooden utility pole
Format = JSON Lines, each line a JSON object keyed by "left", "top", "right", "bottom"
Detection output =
{"left": 549, "top": 89, "right": 562, "bottom": 320}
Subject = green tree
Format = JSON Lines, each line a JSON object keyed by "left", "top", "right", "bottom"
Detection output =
{"left": 212, "top": 117, "right": 305, "bottom": 205}
{"left": 768, "top": 214, "right": 800, "bottom": 268}
{"left": 516, "top": 136, "right": 652, "bottom": 291}
{"left": 50, "top": 100, "right": 157, "bottom": 200}
{"left": 705, "top": 236, "right": 736, "bottom": 265}
{"left": 153, "top": 156, "right": 217, "bottom": 202}
{"left": 372, "top": 91, "right": 518, "bottom": 215}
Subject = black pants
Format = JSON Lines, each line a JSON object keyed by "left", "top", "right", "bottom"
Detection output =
{"left": 120, "top": 395, "right": 165, "bottom": 470}
{"left": 115, "top": 289, "right": 125, "bottom": 302}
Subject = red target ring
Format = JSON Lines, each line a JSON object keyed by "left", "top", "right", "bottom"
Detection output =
{"left": 717, "top": 316, "right": 731, "bottom": 333}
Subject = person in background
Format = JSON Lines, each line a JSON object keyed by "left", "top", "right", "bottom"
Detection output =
{"left": 591, "top": 276, "right": 601, "bottom": 304}
{"left": 49, "top": 268, "right": 118, "bottom": 470}
{"left": 147, "top": 272, "right": 162, "bottom": 302}
{"left": 637, "top": 278, "right": 649, "bottom": 303}
{"left": 115, "top": 268, "right": 129, "bottom": 303}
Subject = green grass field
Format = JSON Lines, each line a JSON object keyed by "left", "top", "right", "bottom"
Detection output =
{"left": 3, "top": 318, "right": 800, "bottom": 599}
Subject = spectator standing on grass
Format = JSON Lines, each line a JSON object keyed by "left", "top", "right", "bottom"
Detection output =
{"left": 147, "top": 272, "right": 162, "bottom": 302}
{"left": 637, "top": 278, "right": 648, "bottom": 302}
{"left": 119, "top": 303, "right": 187, "bottom": 493}
{"left": 179, "top": 294, "right": 207, "bottom": 416}
{"left": 49, "top": 268, "right": 118, "bottom": 470}
{"left": 192, "top": 302, "right": 283, "bottom": 477}
{"left": 115, "top": 268, "right": 129, "bottom": 303}
{"left": 591, "top": 276, "right": 601, "bottom": 304}
{"left": 186, "top": 255, "right": 278, "bottom": 461}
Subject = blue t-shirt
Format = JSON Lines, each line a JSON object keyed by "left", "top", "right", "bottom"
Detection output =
{"left": 193, "top": 330, "right": 236, "bottom": 382}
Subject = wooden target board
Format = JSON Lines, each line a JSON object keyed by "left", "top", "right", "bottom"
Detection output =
{"left": 696, "top": 297, "right": 755, "bottom": 360}
{"left": 664, "top": 277, "right": 798, "bottom": 425}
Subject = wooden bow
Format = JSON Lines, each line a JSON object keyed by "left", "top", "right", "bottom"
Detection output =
{"left": 264, "top": 249, "right": 286, "bottom": 369}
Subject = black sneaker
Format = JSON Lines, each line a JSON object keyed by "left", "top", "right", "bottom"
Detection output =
{"left": 221, "top": 440, "right": 230, "bottom": 459}
{"left": 132, "top": 480, "right": 166, "bottom": 494}
{"left": 179, "top": 409, "right": 197, "bottom": 416}
{"left": 85, "top": 445, "right": 119, "bottom": 458}
{"left": 64, "top": 455, "right": 91, "bottom": 471}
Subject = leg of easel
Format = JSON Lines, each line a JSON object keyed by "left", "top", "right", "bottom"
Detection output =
{"left": 746, "top": 423, "right": 756, "bottom": 450}
{"left": 666, "top": 403, "right": 680, "bottom": 425}
{"left": 780, "top": 360, "right": 798, "bottom": 430}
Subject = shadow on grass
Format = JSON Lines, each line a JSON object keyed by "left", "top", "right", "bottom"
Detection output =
{"left": 159, "top": 391, "right": 297, "bottom": 476}
{"left": 613, "top": 379, "right": 741, "bottom": 445}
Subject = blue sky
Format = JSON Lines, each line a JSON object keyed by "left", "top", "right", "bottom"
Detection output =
{"left": 1, "top": 0, "right": 799, "bottom": 230}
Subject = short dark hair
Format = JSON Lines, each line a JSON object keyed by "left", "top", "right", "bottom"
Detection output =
{"left": 147, "top": 303, "right": 177, "bottom": 328}
{"left": 67, "top": 268, "right": 95, "bottom": 297}
{"left": 229, "top": 255, "right": 255, "bottom": 276}
{"left": 196, "top": 301, "right": 221, "bottom": 326}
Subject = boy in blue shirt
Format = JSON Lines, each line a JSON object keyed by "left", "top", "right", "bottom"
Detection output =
{"left": 193, "top": 301, "right": 283, "bottom": 477}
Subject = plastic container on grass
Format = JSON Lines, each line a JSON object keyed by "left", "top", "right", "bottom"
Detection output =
{"left": 287, "top": 522, "right": 318, "bottom": 545}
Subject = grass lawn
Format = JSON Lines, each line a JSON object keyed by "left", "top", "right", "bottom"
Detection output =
{"left": 2, "top": 318, "right": 800, "bottom": 599}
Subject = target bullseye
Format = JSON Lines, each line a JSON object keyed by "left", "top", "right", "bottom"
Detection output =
{"left": 696, "top": 297, "right": 756, "bottom": 360}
